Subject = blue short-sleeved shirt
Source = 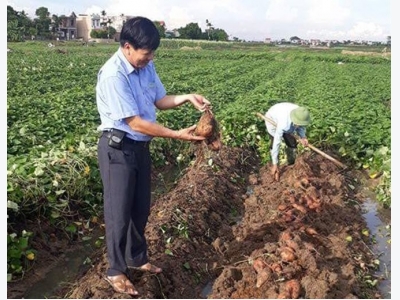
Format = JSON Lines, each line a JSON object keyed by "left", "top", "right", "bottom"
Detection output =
{"left": 96, "top": 48, "right": 167, "bottom": 141}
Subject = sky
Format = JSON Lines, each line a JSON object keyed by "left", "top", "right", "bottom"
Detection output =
{"left": 6, "top": 0, "right": 391, "bottom": 42}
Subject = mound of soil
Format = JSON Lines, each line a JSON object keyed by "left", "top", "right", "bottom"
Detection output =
{"left": 7, "top": 145, "right": 382, "bottom": 299}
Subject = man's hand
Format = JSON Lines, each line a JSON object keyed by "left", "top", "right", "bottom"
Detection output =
{"left": 299, "top": 137, "right": 309, "bottom": 147}
{"left": 176, "top": 125, "right": 206, "bottom": 141}
{"left": 271, "top": 164, "right": 280, "bottom": 181}
{"left": 188, "top": 94, "right": 211, "bottom": 112}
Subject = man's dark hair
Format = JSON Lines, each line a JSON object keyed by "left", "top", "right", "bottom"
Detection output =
{"left": 119, "top": 16, "right": 160, "bottom": 50}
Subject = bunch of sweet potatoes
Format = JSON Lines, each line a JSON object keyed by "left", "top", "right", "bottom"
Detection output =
{"left": 195, "top": 108, "right": 222, "bottom": 151}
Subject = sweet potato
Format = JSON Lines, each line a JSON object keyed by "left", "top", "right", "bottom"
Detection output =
{"left": 285, "top": 209, "right": 293, "bottom": 216}
{"left": 306, "top": 197, "right": 313, "bottom": 208}
{"left": 277, "top": 291, "right": 290, "bottom": 299}
{"left": 274, "top": 171, "right": 280, "bottom": 182}
{"left": 305, "top": 227, "right": 318, "bottom": 235}
{"left": 300, "top": 177, "right": 310, "bottom": 187}
{"left": 280, "top": 231, "right": 292, "bottom": 241}
{"left": 285, "top": 239, "right": 299, "bottom": 251}
{"left": 288, "top": 195, "right": 296, "bottom": 203}
{"left": 292, "top": 203, "right": 307, "bottom": 214}
{"left": 293, "top": 180, "right": 305, "bottom": 190}
{"left": 278, "top": 204, "right": 287, "bottom": 211}
{"left": 309, "top": 202, "right": 321, "bottom": 210}
{"left": 283, "top": 214, "right": 295, "bottom": 222}
{"left": 306, "top": 186, "right": 319, "bottom": 199}
{"left": 280, "top": 248, "right": 296, "bottom": 262}
{"left": 271, "top": 262, "right": 282, "bottom": 273}
{"left": 256, "top": 268, "right": 272, "bottom": 288}
{"left": 195, "top": 109, "right": 222, "bottom": 151}
{"left": 195, "top": 109, "right": 215, "bottom": 137}
{"left": 285, "top": 279, "right": 301, "bottom": 298}
{"left": 253, "top": 258, "right": 267, "bottom": 273}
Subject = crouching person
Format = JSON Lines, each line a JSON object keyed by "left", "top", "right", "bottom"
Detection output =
{"left": 264, "top": 102, "right": 311, "bottom": 181}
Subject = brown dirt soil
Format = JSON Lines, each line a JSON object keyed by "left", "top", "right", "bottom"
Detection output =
{"left": 7, "top": 145, "right": 383, "bottom": 299}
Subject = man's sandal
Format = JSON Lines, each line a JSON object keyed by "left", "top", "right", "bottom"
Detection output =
{"left": 104, "top": 274, "right": 139, "bottom": 296}
{"left": 129, "top": 262, "right": 162, "bottom": 274}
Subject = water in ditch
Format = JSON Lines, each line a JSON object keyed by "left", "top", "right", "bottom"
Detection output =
{"left": 361, "top": 198, "right": 391, "bottom": 298}
{"left": 23, "top": 236, "right": 99, "bottom": 299}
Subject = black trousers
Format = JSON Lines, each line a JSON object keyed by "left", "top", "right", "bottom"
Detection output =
{"left": 268, "top": 132, "right": 298, "bottom": 150}
{"left": 97, "top": 134, "right": 152, "bottom": 276}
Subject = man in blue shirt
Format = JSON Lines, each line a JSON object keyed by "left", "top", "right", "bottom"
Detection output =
{"left": 96, "top": 16, "right": 210, "bottom": 296}
{"left": 264, "top": 102, "right": 310, "bottom": 181}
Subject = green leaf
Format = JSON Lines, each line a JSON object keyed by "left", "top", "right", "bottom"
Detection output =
{"left": 18, "top": 237, "right": 29, "bottom": 250}
{"left": 7, "top": 201, "right": 19, "bottom": 212}
{"left": 51, "top": 210, "right": 60, "bottom": 218}
{"left": 19, "top": 127, "right": 27, "bottom": 135}
{"left": 164, "top": 249, "right": 173, "bottom": 256}
{"left": 8, "top": 248, "right": 23, "bottom": 259}
{"left": 34, "top": 167, "right": 44, "bottom": 176}
{"left": 55, "top": 190, "right": 66, "bottom": 195}
{"left": 65, "top": 224, "right": 77, "bottom": 233}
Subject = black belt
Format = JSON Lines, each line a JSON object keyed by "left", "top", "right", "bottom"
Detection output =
{"left": 102, "top": 131, "right": 151, "bottom": 147}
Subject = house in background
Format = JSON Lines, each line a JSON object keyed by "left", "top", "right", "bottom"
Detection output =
{"left": 109, "top": 15, "right": 134, "bottom": 32}
{"left": 77, "top": 13, "right": 134, "bottom": 42}
{"left": 76, "top": 14, "right": 102, "bottom": 41}
{"left": 264, "top": 38, "right": 271, "bottom": 44}
{"left": 310, "top": 39, "right": 322, "bottom": 46}
{"left": 92, "top": 14, "right": 101, "bottom": 28}
{"left": 108, "top": 14, "right": 136, "bottom": 42}
{"left": 58, "top": 12, "right": 77, "bottom": 40}
{"left": 165, "top": 29, "right": 180, "bottom": 38}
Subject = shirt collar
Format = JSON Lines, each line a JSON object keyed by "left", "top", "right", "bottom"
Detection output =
{"left": 117, "top": 48, "right": 137, "bottom": 74}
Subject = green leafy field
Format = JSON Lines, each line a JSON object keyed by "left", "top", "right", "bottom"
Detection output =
{"left": 7, "top": 40, "right": 390, "bottom": 279}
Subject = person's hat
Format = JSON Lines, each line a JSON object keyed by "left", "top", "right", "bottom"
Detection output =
{"left": 290, "top": 107, "right": 311, "bottom": 126}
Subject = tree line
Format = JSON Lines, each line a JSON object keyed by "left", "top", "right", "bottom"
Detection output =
{"left": 162, "top": 19, "right": 230, "bottom": 41}
{"left": 7, "top": 5, "right": 230, "bottom": 42}
{"left": 8, "top": 6, "right": 61, "bottom": 41}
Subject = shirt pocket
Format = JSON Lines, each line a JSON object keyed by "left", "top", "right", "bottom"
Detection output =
{"left": 143, "top": 82, "right": 157, "bottom": 104}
